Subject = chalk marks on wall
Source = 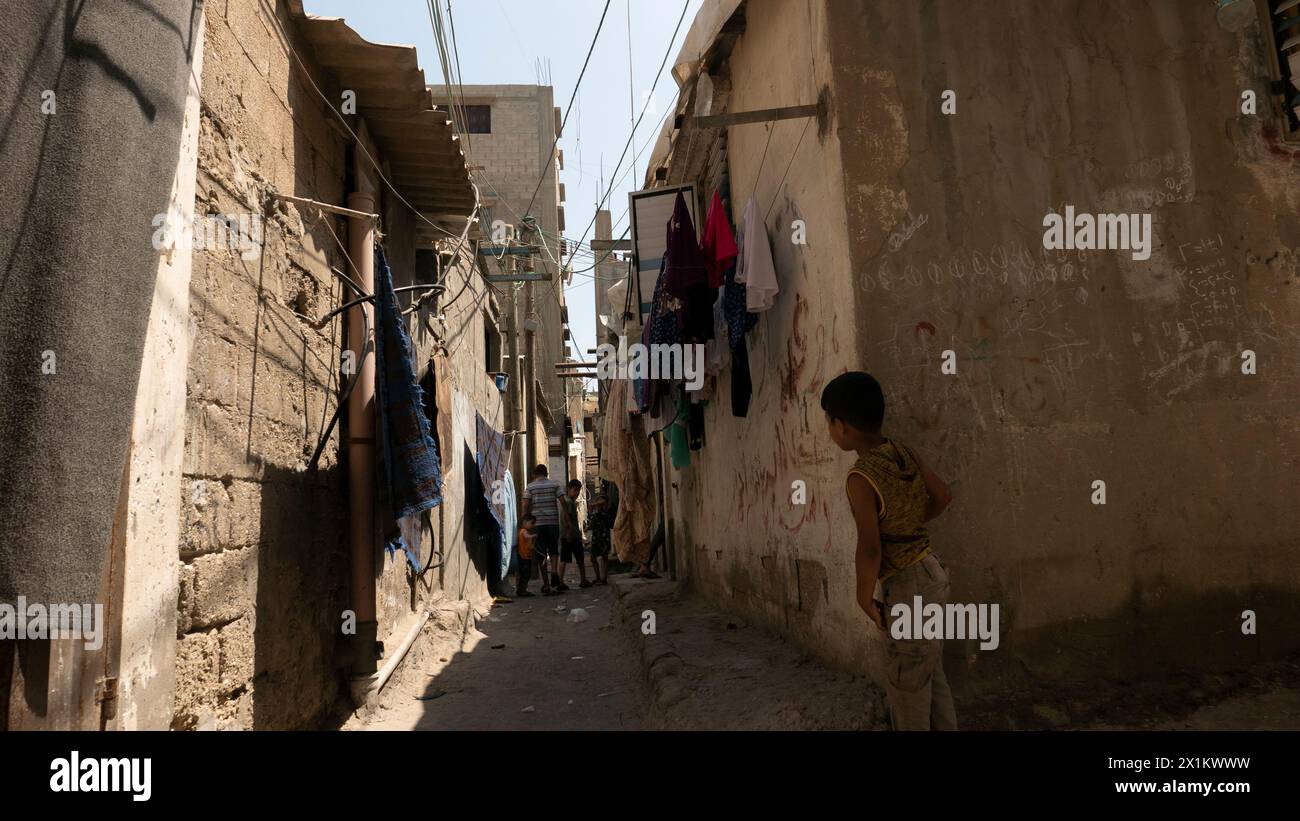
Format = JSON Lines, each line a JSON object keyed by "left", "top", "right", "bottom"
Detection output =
{"left": 858, "top": 236, "right": 1092, "bottom": 296}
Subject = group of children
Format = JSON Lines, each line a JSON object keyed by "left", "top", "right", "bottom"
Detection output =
{"left": 515, "top": 464, "right": 613, "bottom": 597}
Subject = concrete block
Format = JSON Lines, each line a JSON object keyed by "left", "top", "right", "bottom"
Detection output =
{"left": 217, "top": 616, "right": 255, "bottom": 695}
{"left": 172, "top": 629, "right": 220, "bottom": 729}
{"left": 183, "top": 545, "right": 257, "bottom": 630}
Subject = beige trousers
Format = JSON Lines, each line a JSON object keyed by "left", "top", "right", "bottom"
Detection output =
{"left": 879, "top": 553, "right": 958, "bottom": 731}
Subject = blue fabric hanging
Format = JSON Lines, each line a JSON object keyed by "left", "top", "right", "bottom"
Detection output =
{"left": 500, "top": 469, "right": 518, "bottom": 582}
{"left": 475, "top": 412, "right": 511, "bottom": 582}
{"left": 374, "top": 247, "right": 443, "bottom": 537}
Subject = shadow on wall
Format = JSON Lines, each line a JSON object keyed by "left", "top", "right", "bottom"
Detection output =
{"left": 687, "top": 544, "right": 1300, "bottom": 700}
{"left": 251, "top": 463, "right": 349, "bottom": 730}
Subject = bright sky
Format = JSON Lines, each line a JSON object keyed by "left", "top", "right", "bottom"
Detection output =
{"left": 303, "top": 0, "right": 705, "bottom": 379}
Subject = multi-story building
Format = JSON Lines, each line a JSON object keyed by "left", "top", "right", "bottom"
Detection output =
{"left": 430, "top": 85, "right": 574, "bottom": 480}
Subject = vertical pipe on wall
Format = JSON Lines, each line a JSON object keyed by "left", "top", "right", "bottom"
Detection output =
{"left": 346, "top": 191, "right": 377, "bottom": 676}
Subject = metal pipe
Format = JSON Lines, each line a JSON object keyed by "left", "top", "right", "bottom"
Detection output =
{"left": 374, "top": 609, "right": 431, "bottom": 694}
{"left": 272, "top": 192, "right": 379, "bottom": 223}
{"left": 346, "top": 190, "right": 378, "bottom": 676}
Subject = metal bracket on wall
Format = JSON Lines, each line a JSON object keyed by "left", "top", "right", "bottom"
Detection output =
{"left": 690, "top": 86, "right": 830, "bottom": 137}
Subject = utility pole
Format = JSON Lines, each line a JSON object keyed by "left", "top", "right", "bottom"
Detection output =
{"left": 504, "top": 284, "right": 525, "bottom": 504}
{"left": 524, "top": 277, "right": 537, "bottom": 478}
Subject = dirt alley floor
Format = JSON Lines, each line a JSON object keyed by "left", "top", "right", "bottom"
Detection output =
{"left": 345, "top": 573, "right": 1300, "bottom": 731}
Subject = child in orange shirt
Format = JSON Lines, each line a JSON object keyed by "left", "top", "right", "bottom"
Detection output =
{"left": 515, "top": 515, "right": 552, "bottom": 596}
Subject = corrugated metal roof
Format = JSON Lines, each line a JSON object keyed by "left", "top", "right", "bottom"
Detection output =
{"left": 286, "top": 3, "right": 476, "bottom": 235}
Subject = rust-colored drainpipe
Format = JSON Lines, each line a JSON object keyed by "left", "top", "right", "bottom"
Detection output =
{"left": 346, "top": 191, "right": 377, "bottom": 677}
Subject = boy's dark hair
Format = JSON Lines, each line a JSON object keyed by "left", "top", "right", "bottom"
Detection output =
{"left": 566, "top": 479, "right": 582, "bottom": 490}
{"left": 532, "top": 463, "right": 548, "bottom": 477}
{"left": 820, "top": 371, "right": 885, "bottom": 432}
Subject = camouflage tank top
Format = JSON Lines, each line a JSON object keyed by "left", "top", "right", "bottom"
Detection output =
{"left": 846, "top": 440, "right": 932, "bottom": 580}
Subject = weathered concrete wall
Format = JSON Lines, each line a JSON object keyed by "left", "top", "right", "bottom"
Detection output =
{"left": 668, "top": 0, "right": 862, "bottom": 657}
{"left": 178, "top": 2, "right": 507, "bottom": 727}
{"left": 671, "top": 0, "right": 1300, "bottom": 695}
{"left": 177, "top": 0, "right": 357, "bottom": 729}
{"left": 114, "top": 5, "right": 206, "bottom": 731}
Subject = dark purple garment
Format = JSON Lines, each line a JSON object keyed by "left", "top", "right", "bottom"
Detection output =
{"left": 661, "top": 191, "right": 709, "bottom": 297}
{"left": 661, "top": 191, "right": 716, "bottom": 344}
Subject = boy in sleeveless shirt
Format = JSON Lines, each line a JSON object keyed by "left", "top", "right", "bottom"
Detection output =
{"left": 822, "top": 371, "right": 958, "bottom": 730}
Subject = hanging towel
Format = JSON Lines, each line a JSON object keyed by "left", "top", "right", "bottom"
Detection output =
{"left": 475, "top": 412, "right": 509, "bottom": 581}
{"left": 701, "top": 190, "right": 739, "bottom": 289}
{"left": 501, "top": 468, "right": 519, "bottom": 580}
{"left": 598, "top": 376, "right": 656, "bottom": 564}
{"left": 375, "top": 247, "right": 443, "bottom": 527}
{"left": 736, "top": 194, "right": 779, "bottom": 312}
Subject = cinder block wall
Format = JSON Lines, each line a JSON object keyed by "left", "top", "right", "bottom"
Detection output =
{"left": 178, "top": 3, "right": 507, "bottom": 729}
{"left": 177, "top": 1, "right": 353, "bottom": 730}
{"left": 672, "top": 0, "right": 1300, "bottom": 695}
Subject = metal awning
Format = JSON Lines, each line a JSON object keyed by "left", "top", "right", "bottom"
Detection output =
{"left": 287, "top": 3, "right": 476, "bottom": 241}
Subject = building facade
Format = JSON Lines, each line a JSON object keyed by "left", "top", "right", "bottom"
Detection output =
{"left": 637, "top": 0, "right": 1300, "bottom": 695}
{"left": 2, "top": 0, "right": 511, "bottom": 730}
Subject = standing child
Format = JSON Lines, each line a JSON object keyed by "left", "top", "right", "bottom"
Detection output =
{"left": 558, "top": 479, "right": 590, "bottom": 589}
{"left": 586, "top": 494, "right": 612, "bottom": 585}
{"left": 515, "top": 514, "right": 552, "bottom": 597}
{"left": 822, "top": 371, "right": 957, "bottom": 731}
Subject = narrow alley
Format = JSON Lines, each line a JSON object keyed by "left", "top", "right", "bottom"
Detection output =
{"left": 349, "top": 582, "right": 644, "bottom": 731}
{"left": 346, "top": 571, "right": 1300, "bottom": 732}
{"left": 3, "top": 0, "right": 1300, "bottom": 790}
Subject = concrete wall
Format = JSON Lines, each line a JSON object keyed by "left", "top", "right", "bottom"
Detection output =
{"left": 114, "top": 6, "right": 207, "bottom": 731}
{"left": 178, "top": 0, "right": 351, "bottom": 730}
{"left": 178, "top": 1, "right": 504, "bottom": 729}
{"left": 667, "top": 0, "right": 862, "bottom": 666}
{"left": 670, "top": 0, "right": 1300, "bottom": 694}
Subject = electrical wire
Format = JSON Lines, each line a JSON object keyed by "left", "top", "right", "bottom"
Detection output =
{"left": 568, "top": 0, "right": 691, "bottom": 258}
{"left": 264, "top": 10, "right": 477, "bottom": 256}
{"left": 520, "top": 0, "right": 612, "bottom": 221}
{"left": 765, "top": 117, "right": 813, "bottom": 222}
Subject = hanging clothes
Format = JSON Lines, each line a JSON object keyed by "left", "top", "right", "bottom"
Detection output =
{"left": 735, "top": 194, "right": 779, "bottom": 312}
{"left": 660, "top": 190, "right": 709, "bottom": 297}
{"left": 705, "top": 287, "right": 729, "bottom": 377}
{"left": 701, "top": 190, "right": 739, "bottom": 289}
{"left": 639, "top": 259, "right": 680, "bottom": 430}
{"left": 374, "top": 247, "right": 444, "bottom": 570}
{"left": 669, "top": 392, "right": 691, "bottom": 469}
{"left": 729, "top": 328, "right": 753, "bottom": 417}
{"left": 724, "top": 258, "right": 754, "bottom": 417}
{"left": 598, "top": 374, "right": 656, "bottom": 564}
{"left": 501, "top": 468, "right": 518, "bottom": 581}
{"left": 703, "top": 189, "right": 739, "bottom": 377}
{"left": 660, "top": 190, "right": 716, "bottom": 344}
{"left": 475, "top": 412, "right": 509, "bottom": 582}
